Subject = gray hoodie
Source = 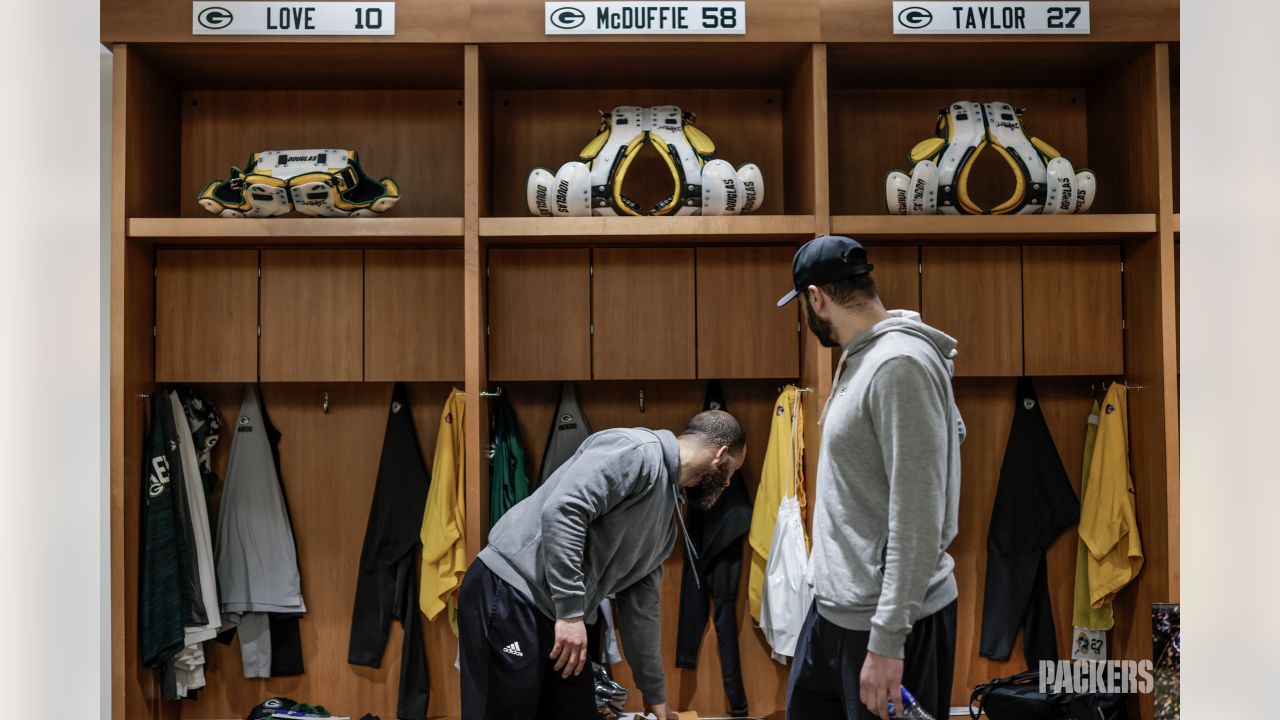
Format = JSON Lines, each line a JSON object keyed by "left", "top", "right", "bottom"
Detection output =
{"left": 811, "top": 310, "right": 964, "bottom": 659}
{"left": 478, "top": 427, "right": 680, "bottom": 706}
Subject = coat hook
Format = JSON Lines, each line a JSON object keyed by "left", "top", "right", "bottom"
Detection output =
{"left": 480, "top": 387, "right": 503, "bottom": 398}
{"left": 322, "top": 391, "right": 330, "bottom": 414}
{"left": 639, "top": 389, "right": 645, "bottom": 413}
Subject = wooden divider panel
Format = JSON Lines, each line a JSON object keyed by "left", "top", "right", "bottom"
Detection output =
{"left": 365, "top": 249, "right": 466, "bottom": 382}
{"left": 593, "top": 248, "right": 697, "bottom": 380}
{"left": 921, "top": 246, "right": 1024, "bottom": 377}
{"left": 696, "top": 246, "right": 800, "bottom": 380}
{"left": 156, "top": 249, "right": 260, "bottom": 383}
{"left": 260, "top": 250, "right": 364, "bottom": 382}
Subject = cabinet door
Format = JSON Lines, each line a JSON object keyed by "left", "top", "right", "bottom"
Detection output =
{"left": 593, "top": 248, "right": 696, "bottom": 379}
{"left": 489, "top": 248, "right": 591, "bottom": 381}
{"left": 155, "top": 249, "right": 259, "bottom": 383}
{"left": 260, "top": 249, "right": 363, "bottom": 382}
{"left": 364, "top": 249, "right": 465, "bottom": 382}
{"left": 697, "top": 246, "right": 798, "bottom": 379}
{"left": 1023, "top": 245, "right": 1124, "bottom": 375}
{"left": 866, "top": 245, "right": 920, "bottom": 312}
{"left": 921, "top": 246, "right": 1023, "bottom": 377}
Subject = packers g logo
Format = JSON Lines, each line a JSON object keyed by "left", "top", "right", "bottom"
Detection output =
{"left": 549, "top": 6, "right": 586, "bottom": 29}
{"left": 197, "top": 6, "right": 234, "bottom": 29}
{"left": 897, "top": 6, "right": 933, "bottom": 28}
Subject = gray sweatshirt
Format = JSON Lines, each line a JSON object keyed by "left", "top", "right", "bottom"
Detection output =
{"left": 811, "top": 309, "right": 964, "bottom": 659}
{"left": 478, "top": 427, "right": 679, "bottom": 706}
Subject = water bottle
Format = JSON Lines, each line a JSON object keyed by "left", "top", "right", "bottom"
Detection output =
{"left": 890, "top": 686, "right": 935, "bottom": 719}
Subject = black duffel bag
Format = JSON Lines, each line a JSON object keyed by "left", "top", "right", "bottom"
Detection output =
{"left": 969, "top": 670, "right": 1129, "bottom": 720}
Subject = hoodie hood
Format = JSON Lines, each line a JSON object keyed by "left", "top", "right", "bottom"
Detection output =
{"left": 819, "top": 310, "right": 959, "bottom": 428}
{"left": 844, "top": 309, "right": 958, "bottom": 364}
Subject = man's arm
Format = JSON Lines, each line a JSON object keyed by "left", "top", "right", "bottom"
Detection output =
{"left": 615, "top": 566, "right": 667, "bottom": 708}
{"left": 867, "top": 355, "right": 950, "bottom": 659}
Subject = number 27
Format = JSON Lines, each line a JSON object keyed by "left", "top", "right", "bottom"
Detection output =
{"left": 1047, "top": 6, "right": 1081, "bottom": 28}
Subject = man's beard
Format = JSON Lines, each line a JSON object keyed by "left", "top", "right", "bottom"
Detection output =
{"left": 687, "top": 468, "right": 730, "bottom": 510}
{"left": 803, "top": 300, "right": 840, "bottom": 348}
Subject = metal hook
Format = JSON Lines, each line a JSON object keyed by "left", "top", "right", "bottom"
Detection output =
{"left": 639, "top": 389, "right": 645, "bottom": 413}
{"left": 322, "top": 392, "right": 329, "bottom": 414}
{"left": 479, "top": 387, "right": 504, "bottom": 399}
{"left": 138, "top": 392, "right": 151, "bottom": 399}
{"left": 778, "top": 386, "right": 815, "bottom": 393}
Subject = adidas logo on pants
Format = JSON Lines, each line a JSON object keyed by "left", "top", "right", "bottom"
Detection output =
{"left": 502, "top": 642, "right": 523, "bottom": 657}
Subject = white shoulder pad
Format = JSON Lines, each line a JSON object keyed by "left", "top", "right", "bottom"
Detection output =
{"left": 935, "top": 101, "right": 986, "bottom": 188}
{"left": 549, "top": 162, "right": 592, "bottom": 217}
{"left": 736, "top": 163, "right": 764, "bottom": 213}
{"left": 253, "top": 149, "right": 350, "bottom": 180}
{"left": 701, "top": 159, "right": 741, "bottom": 216}
{"left": 885, "top": 161, "right": 939, "bottom": 215}
{"left": 646, "top": 105, "right": 704, "bottom": 187}
{"left": 983, "top": 102, "right": 1048, "bottom": 184}
{"left": 527, "top": 167, "right": 556, "bottom": 217}
{"left": 1042, "top": 156, "right": 1078, "bottom": 215}
{"left": 1073, "top": 170, "right": 1097, "bottom": 213}
{"left": 588, "top": 106, "right": 645, "bottom": 188}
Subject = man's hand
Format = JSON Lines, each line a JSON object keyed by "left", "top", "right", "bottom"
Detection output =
{"left": 645, "top": 702, "right": 669, "bottom": 720}
{"left": 860, "top": 650, "right": 904, "bottom": 720}
{"left": 549, "top": 618, "right": 589, "bottom": 678}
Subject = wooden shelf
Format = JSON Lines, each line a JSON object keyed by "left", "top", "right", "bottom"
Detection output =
{"left": 479, "top": 215, "right": 815, "bottom": 243}
{"left": 128, "top": 217, "right": 464, "bottom": 244}
{"left": 831, "top": 214, "right": 1157, "bottom": 241}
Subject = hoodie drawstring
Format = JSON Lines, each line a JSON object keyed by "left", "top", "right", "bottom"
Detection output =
{"left": 674, "top": 481, "right": 701, "bottom": 589}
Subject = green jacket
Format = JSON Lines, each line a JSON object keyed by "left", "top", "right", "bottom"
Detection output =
{"left": 489, "top": 392, "right": 530, "bottom": 527}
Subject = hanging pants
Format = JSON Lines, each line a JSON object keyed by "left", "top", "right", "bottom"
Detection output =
{"left": 349, "top": 383, "right": 431, "bottom": 720}
{"left": 786, "top": 601, "right": 957, "bottom": 720}
{"left": 675, "top": 535, "right": 748, "bottom": 716}
{"left": 458, "top": 562, "right": 601, "bottom": 720}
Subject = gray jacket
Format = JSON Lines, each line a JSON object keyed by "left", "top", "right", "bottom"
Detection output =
{"left": 478, "top": 427, "right": 680, "bottom": 706}
{"left": 811, "top": 310, "right": 964, "bottom": 659}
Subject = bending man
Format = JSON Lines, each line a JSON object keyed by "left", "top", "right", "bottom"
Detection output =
{"left": 459, "top": 410, "right": 746, "bottom": 720}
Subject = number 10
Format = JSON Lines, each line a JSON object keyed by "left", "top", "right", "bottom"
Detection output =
{"left": 354, "top": 7, "right": 383, "bottom": 29}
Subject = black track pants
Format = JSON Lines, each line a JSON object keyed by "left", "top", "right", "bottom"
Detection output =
{"left": 786, "top": 601, "right": 957, "bottom": 720}
{"left": 675, "top": 536, "right": 748, "bottom": 716}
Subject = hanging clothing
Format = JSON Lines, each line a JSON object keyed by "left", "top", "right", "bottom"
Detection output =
{"left": 748, "top": 385, "right": 805, "bottom": 625}
{"left": 490, "top": 390, "right": 531, "bottom": 526}
{"left": 538, "top": 381, "right": 590, "bottom": 486}
{"left": 1079, "top": 383, "right": 1144, "bottom": 607}
{"left": 760, "top": 494, "right": 813, "bottom": 662}
{"left": 169, "top": 391, "right": 222, "bottom": 694}
{"left": 350, "top": 383, "right": 431, "bottom": 720}
{"left": 216, "top": 385, "right": 307, "bottom": 679}
{"left": 980, "top": 377, "right": 1079, "bottom": 665}
{"left": 139, "top": 393, "right": 193, "bottom": 669}
{"left": 1072, "top": 400, "right": 1114, "bottom": 630}
{"left": 421, "top": 389, "right": 467, "bottom": 621}
{"left": 675, "top": 381, "right": 751, "bottom": 715}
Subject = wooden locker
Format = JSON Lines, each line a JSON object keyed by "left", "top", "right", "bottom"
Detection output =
{"left": 593, "top": 247, "right": 696, "bottom": 379}
{"left": 696, "top": 246, "right": 799, "bottom": 379}
{"left": 364, "top": 249, "right": 465, "bottom": 381}
{"left": 260, "top": 249, "right": 363, "bottom": 382}
{"left": 1023, "top": 245, "right": 1125, "bottom": 376}
{"left": 488, "top": 248, "right": 591, "bottom": 381}
{"left": 866, "top": 244, "right": 921, "bottom": 312}
{"left": 155, "top": 249, "right": 259, "bottom": 383}
{"left": 921, "top": 246, "right": 1023, "bottom": 377}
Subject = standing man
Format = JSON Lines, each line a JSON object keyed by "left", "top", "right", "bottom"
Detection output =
{"left": 778, "top": 235, "right": 964, "bottom": 720}
{"left": 459, "top": 410, "right": 747, "bottom": 720}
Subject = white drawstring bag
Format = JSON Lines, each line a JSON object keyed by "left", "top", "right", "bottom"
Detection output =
{"left": 759, "top": 493, "right": 812, "bottom": 663}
